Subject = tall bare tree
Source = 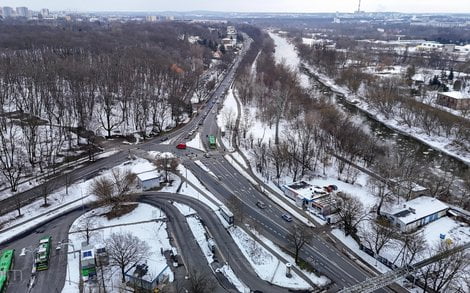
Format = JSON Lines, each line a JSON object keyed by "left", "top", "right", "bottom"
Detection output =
{"left": 288, "top": 224, "right": 313, "bottom": 264}
{"left": 106, "top": 232, "right": 150, "bottom": 284}
{"left": 335, "top": 192, "right": 370, "bottom": 237}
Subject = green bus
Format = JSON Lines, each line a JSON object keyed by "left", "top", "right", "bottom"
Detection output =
{"left": 35, "top": 236, "right": 52, "bottom": 271}
{"left": 0, "top": 249, "right": 14, "bottom": 293}
{"left": 208, "top": 135, "right": 216, "bottom": 149}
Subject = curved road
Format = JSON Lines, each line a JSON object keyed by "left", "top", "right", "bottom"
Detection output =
{"left": 142, "top": 192, "right": 291, "bottom": 293}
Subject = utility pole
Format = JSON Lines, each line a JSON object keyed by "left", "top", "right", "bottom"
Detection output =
{"left": 357, "top": 0, "right": 361, "bottom": 13}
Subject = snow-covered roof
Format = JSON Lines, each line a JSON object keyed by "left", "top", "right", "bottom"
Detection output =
{"left": 284, "top": 181, "right": 329, "bottom": 200}
{"left": 412, "top": 73, "right": 425, "bottom": 82}
{"left": 438, "top": 91, "right": 470, "bottom": 100}
{"left": 137, "top": 171, "right": 161, "bottom": 182}
{"left": 390, "top": 196, "right": 448, "bottom": 225}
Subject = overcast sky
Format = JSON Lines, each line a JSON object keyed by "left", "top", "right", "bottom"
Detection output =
{"left": 0, "top": 0, "right": 467, "bottom": 13}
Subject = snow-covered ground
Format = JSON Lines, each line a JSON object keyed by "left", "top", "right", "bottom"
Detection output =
{"left": 0, "top": 156, "right": 160, "bottom": 245}
{"left": 304, "top": 64, "right": 470, "bottom": 165}
{"left": 217, "top": 87, "right": 238, "bottom": 150}
{"left": 186, "top": 132, "right": 206, "bottom": 151}
{"left": 177, "top": 164, "right": 223, "bottom": 211}
{"left": 230, "top": 226, "right": 316, "bottom": 289}
{"left": 62, "top": 203, "right": 174, "bottom": 293}
{"left": 269, "top": 32, "right": 310, "bottom": 88}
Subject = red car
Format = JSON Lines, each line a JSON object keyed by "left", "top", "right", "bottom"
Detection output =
{"left": 176, "top": 143, "right": 187, "bottom": 149}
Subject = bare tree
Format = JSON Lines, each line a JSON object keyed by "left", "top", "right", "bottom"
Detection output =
{"left": 392, "top": 231, "right": 426, "bottom": 266}
{"left": 90, "top": 176, "right": 115, "bottom": 204}
{"left": 287, "top": 224, "right": 313, "bottom": 264}
{"left": 154, "top": 154, "right": 179, "bottom": 183}
{"left": 417, "top": 241, "right": 469, "bottom": 292}
{"left": 106, "top": 232, "right": 150, "bottom": 284}
{"left": 0, "top": 117, "right": 26, "bottom": 192}
{"left": 360, "top": 218, "right": 397, "bottom": 256}
{"left": 78, "top": 216, "right": 97, "bottom": 245}
{"left": 41, "top": 180, "right": 51, "bottom": 207}
{"left": 89, "top": 169, "right": 136, "bottom": 208}
{"left": 367, "top": 177, "right": 393, "bottom": 216}
{"left": 335, "top": 192, "right": 370, "bottom": 237}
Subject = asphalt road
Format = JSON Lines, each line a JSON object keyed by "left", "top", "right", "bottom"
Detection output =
{"left": 0, "top": 34, "right": 407, "bottom": 293}
{"left": 0, "top": 37, "right": 252, "bottom": 293}
{"left": 142, "top": 193, "right": 292, "bottom": 293}
{"left": 186, "top": 155, "right": 400, "bottom": 293}
{"left": 0, "top": 208, "right": 84, "bottom": 293}
{"left": 141, "top": 197, "right": 233, "bottom": 293}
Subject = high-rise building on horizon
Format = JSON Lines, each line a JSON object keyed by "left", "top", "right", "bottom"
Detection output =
{"left": 2, "top": 6, "right": 15, "bottom": 18}
{"left": 40, "top": 8, "right": 50, "bottom": 17}
{"left": 16, "top": 7, "right": 29, "bottom": 18}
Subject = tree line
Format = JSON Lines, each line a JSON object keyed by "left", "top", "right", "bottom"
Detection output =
{"left": 0, "top": 21, "right": 231, "bottom": 193}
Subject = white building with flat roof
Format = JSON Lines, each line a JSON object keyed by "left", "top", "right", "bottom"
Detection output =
{"left": 382, "top": 196, "right": 449, "bottom": 232}
{"left": 137, "top": 171, "right": 162, "bottom": 191}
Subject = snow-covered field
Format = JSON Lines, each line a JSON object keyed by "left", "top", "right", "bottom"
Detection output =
{"left": 269, "top": 32, "right": 310, "bottom": 88}
{"left": 62, "top": 203, "right": 174, "bottom": 293}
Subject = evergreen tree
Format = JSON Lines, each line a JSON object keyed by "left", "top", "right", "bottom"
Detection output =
{"left": 448, "top": 68, "right": 454, "bottom": 81}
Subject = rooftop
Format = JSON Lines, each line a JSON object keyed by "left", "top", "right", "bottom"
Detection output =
{"left": 389, "top": 196, "right": 449, "bottom": 225}
{"left": 285, "top": 181, "right": 329, "bottom": 200}
{"left": 137, "top": 170, "right": 161, "bottom": 182}
{"left": 438, "top": 91, "right": 470, "bottom": 100}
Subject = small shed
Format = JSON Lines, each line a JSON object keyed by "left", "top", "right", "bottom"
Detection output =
{"left": 137, "top": 171, "right": 162, "bottom": 191}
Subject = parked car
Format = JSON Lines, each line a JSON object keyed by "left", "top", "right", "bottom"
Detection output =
{"left": 176, "top": 143, "right": 187, "bottom": 149}
{"left": 256, "top": 201, "right": 267, "bottom": 209}
{"left": 281, "top": 214, "right": 293, "bottom": 222}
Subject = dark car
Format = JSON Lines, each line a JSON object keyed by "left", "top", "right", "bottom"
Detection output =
{"left": 256, "top": 201, "right": 267, "bottom": 209}
{"left": 160, "top": 136, "right": 169, "bottom": 142}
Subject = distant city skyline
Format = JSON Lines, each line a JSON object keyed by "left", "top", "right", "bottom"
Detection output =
{"left": 0, "top": 0, "right": 467, "bottom": 13}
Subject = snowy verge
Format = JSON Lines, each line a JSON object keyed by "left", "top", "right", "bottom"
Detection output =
{"left": 186, "top": 133, "right": 206, "bottom": 152}
{"left": 186, "top": 208, "right": 249, "bottom": 293}
{"left": 218, "top": 265, "right": 250, "bottom": 293}
{"left": 231, "top": 226, "right": 327, "bottom": 289}
{"left": 177, "top": 164, "right": 223, "bottom": 211}
{"left": 194, "top": 160, "right": 218, "bottom": 179}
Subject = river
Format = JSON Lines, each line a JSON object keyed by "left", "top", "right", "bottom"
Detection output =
{"left": 269, "top": 32, "right": 468, "bottom": 196}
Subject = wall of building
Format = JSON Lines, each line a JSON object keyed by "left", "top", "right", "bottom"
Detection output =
{"left": 140, "top": 178, "right": 160, "bottom": 191}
